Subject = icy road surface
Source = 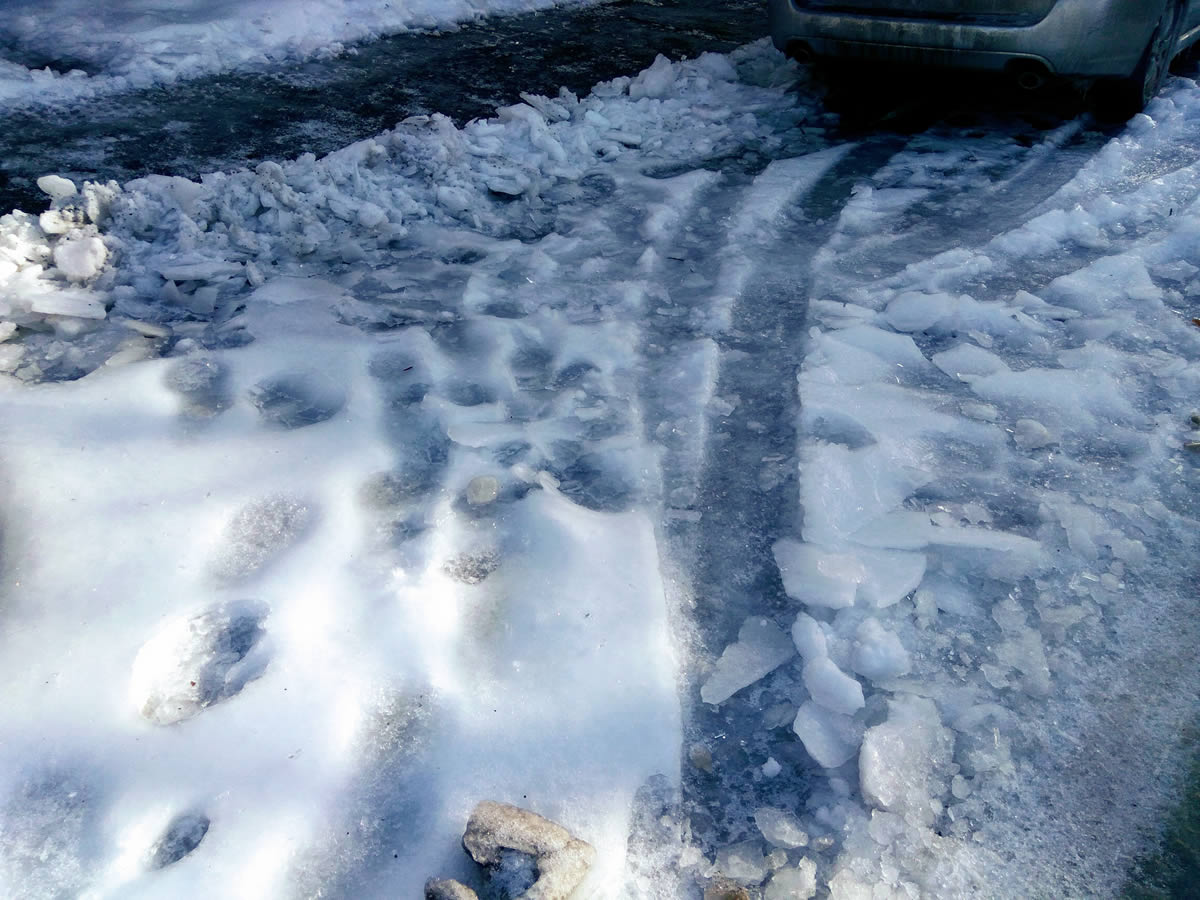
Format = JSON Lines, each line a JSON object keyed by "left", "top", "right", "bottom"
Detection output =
{"left": 1, "top": 39, "right": 1199, "bottom": 900}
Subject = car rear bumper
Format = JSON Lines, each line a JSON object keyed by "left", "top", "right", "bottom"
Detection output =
{"left": 768, "top": 0, "right": 1162, "bottom": 78}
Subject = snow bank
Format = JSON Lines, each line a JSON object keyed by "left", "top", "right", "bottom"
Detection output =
{"left": 0, "top": 0, "right": 601, "bottom": 108}
{"left": 0, "top": 42, "right": 806, "bottom": 384}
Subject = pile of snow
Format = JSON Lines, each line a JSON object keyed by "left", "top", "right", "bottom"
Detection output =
{"left": 0, "top": 43, "right": 807, "bottom": 383}
{"left": 0, "top": 0, "right": 601, "bottom": 108}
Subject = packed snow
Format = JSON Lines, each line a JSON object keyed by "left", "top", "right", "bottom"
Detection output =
{"left": 0, "top": 0, "right": 599, "bottom": 108}
{"left": 1, "top": 31, "right": 1199, "bottom": 900}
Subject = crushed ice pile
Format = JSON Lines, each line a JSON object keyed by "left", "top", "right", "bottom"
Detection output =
{"left": 0, "top": 0, "right": 599, "bottom": 107}
{"left": 1, "top": 36, "right": 1199, "bottom": 900}
{"left": 0, "top": 46, "right": 799, "bottom": 382}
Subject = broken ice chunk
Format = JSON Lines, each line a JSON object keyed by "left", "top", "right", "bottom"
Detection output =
{"left": 856, "top": 547, "right": 926, "bottom": 607}
{"left": 37, "top": 174, "right": 78, "bottom": 201}
{"left": 847, "top": 511, "right": 934, "bottom": 551}
{"left": 995, "top": 628, "right": 1052, "bottom": 696}
{"left": 792, "top": 701, "right": 861, "bottom": 768}
{"left": 53, "top": 235, "right": 107, "bottom": 282}
{"left": 859, "top": 696, "right": 953, "bottom": 826}
{"left": 802, "top": 657, "right": 864, "bottom": 715}
{"left": 715, "top": 840, "right": 769, "bottom": 884}
{"left": 791, "top": 612, "right": 828, "bottom": 661}
{"left": 30, "top": 287, "right": 106, "bottom": 319}
{"left": 1013, "top": 418, "right": 1054, "bottom": 450}
{"left": 773, "top": 540, "right": 861, "bottom": 609}
{"left": 700, "top": 617, "right": 795, "bottom": 705}
{"left": 764, "top": 860, "right": 817, "bottom": 900}
{"left": 754, "top": 807, "right": 809, "bottom": 849}
{"left": 629, "top": 54, "right": 677, "bottom": 100}
{"left": 774, "top": 540, "right": 926, "bottom": 609}
{"left": 851, "top": 618, "right": 911, "bottom": 681}
{"left": 931, "top": 343, "right": 1009, "bottom": 381}
{"left": 883, "top": 291, "right": 957, "bottom": 333}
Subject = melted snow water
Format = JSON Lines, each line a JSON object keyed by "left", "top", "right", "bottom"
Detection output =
{"left": 0, "top": 0, "right": 764, "bottom": 216}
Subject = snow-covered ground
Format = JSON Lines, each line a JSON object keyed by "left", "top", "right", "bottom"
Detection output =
{"left": 1, "top": 36, "right": 1199, "bottom": 899}
{"left": 0, "top": 0, "right": 599, "bottom": 108}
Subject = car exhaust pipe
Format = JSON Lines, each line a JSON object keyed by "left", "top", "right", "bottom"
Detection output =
{"left": 786, "top": 41, "right": 814, "bottom": 64}
{"left": 1017, "top": 69, "right": 1046, "bottom": 91}
{"left": 1008, "top": 61, "right": 1050, "bottom": 92}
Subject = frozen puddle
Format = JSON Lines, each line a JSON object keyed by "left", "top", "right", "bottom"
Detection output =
{"left": 2, "top": 38, "right": 1199, "bottom": 899}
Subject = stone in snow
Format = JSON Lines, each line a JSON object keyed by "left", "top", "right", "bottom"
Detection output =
{"left": 773, "top": 540, "right": 926, "bottom": 610}
{"left": 700, "top": 617, "right": 795, "bottom": 705}
{"left": 461, "top": 801, "right": 595, "bottom": 900}
{"left": 466, "top": 475, "right": 500, "bottom": 506}
{"left": 425, "top": 880, "right": 479, "bottom": 900}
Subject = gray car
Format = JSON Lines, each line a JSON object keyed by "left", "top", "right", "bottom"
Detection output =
{"left": 769, "top": 0, "right": 1200, "bottom": 115}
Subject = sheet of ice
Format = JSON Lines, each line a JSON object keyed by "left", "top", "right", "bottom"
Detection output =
{"left": 0, "top": 0, "right": 601, "bottom": 108}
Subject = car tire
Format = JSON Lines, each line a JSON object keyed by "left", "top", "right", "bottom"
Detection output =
{"left": 1093, "top": 0, "right": 1185, "bottom": 121}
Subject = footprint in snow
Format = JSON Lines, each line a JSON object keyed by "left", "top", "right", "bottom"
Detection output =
{"left": 132, "top": 599, "right": 270, "bottom": 726}
{"left": 146, "top": 811, "right": 210, "bottom": 869}
{"left": 247, "top": 370, "right": 346, "bottom": 429}
{"left": 164, "top": 354, "right": 230, "bottom": 420}
{"left": 208, "top": 495, "right": 313, "bottom": 584}
{"left": 553, "top": 451, "right": 638, "bottom": 513}
{"left": 0, "top": 771, "right": 97, "bottom": 896}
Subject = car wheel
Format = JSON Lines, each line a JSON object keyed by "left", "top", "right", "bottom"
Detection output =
{"left": 1093, "top": 0, "right": 1185, "bottom": 120}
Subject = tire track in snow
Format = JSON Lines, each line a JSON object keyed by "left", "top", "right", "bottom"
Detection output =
{"left": 620, "top": 142, "right": 897, "bottom": 859}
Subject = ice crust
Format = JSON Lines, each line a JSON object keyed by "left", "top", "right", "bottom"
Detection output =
{"left": 0, "top": 32, "right": 1197, "bottom": 900}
